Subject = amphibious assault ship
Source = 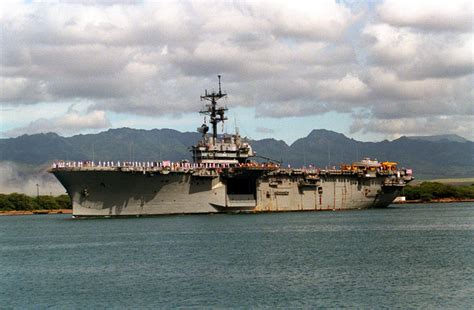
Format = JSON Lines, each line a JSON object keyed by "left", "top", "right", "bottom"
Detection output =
{"left": 50, "top": 76, "right": 413, "bottom": 217}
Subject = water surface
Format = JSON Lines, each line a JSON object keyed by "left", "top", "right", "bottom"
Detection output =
{"left": 1, "top": 203, "right": 473, "bottom": 308}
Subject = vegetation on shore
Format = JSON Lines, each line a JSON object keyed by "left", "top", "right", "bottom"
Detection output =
{"left": 1, "top": 182, "right": 473, "bottom": 211}
{"left": 0, "top": 193, "right": 71, "bottom": 211}
{"left": 403, "top": 182, "right": 474, "bottom": 202}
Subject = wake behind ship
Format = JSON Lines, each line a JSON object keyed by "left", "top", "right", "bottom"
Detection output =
{"left": 50, "top": 76, "right": 413, "bottom": 217}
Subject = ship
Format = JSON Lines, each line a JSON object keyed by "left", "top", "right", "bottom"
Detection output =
{"left": 50, "top": 76, "right": 413, "bottom": 217}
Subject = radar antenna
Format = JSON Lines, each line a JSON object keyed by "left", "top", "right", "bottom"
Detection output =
{"left": 199, "top": 75, "right": 228, "bottom": 144}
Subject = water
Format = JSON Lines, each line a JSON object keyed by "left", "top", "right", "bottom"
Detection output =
{"left": 1, "top": 203, "right": 473, "bottom": 308}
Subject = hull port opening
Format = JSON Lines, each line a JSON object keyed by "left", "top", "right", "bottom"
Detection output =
{"left": 225, "top": 176, "right": 258, "bottom": 209}
{"left": 226, "top": 177, "right": 256, "bottom": 197}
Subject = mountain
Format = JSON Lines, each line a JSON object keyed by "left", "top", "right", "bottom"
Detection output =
{"left": 257, "top": 130, "right": 473, "bottom": 179}
{"left": 1, "top": 128, "right": 473, "bottom": 180}
{"left": 0, "top": 128, "right": 201, "bottom": 165}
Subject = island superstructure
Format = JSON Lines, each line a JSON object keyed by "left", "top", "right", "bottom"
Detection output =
{"left": 50, "top": 76, "right": 413, "bottom": 217}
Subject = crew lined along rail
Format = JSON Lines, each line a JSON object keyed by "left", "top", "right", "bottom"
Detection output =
{"left": 51, "top": 161, "right": 243, "bottom": 169}
{"left": 51, "top": 161, "right": 285, "bottom": 170}
{"left": 50, "top": 160, "right": 412, "bottom": 177}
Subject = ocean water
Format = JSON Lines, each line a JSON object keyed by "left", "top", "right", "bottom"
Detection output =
{"left": 1, "top": 203, "right": 473, "bottom": 309}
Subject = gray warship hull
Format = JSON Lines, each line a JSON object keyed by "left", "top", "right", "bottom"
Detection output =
{"left": 52, "top": 166, "right": 408, "bottom": 217}
{"left": 50, "top": 76, "right": 412, "bottom": 217}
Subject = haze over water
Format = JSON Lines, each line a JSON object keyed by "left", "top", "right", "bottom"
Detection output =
{"left": 1, "top": 203, "right": 473, "bottom": 308}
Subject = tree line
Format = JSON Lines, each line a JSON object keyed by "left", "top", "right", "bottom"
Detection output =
{"left": 1, "top": 182, "right": 473, "bottom": 210}
{"left": 0, "top": 193, "right": 71, "bottom": 211}
{"left": 403, "top": 182, "right": 474, "bottom": 201}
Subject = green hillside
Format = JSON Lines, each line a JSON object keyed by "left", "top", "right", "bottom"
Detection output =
{"left": 1, "top": 128, "right": 472, "bottom": 179}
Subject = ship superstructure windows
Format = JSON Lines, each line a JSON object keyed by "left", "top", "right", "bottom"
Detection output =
{"left": 192, "top": 76, "right": 255, "bottom": 165}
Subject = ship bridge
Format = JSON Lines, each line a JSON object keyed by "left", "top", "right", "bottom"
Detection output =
{"left": 192, "top": 75, "right": 255, "bottom": 165}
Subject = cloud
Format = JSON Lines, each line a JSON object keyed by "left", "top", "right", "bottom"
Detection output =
{"left": 0, "top": 0, "right": 472, "bottom": 140}
{"left": 1, "top": 1, "right": 356, "bottom": 111}
{"left": 4, "top": 106, "right": 111, "bottom": 137}
{"left": 362, "top": 24, "right": 474, "bottom": 79}
{"left": 255, "top": 127, "right": 275, "bottom": 134}
{"left": 0, "top": 77, "right": 50, "bottom": 104}
{"left": 377, "top": 0, "right": 472, "bottom": 32}
{"left": 317, "top": 73, "right": 370, "bottom": 102}
{"left": 365, "top": 68, "right": 472, "bottom": 113}
{"left": 351, "top": 0, "right": 473, "bottom": 137}
{"left": 350, "top": 115, "right": 474, "bottom": 141}
{"left": 0, "top": 161, "right": 65, "bottom": 196}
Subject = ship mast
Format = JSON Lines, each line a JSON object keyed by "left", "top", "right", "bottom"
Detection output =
{"left": 200, "top": 75, "right": 228, "bottom": 144}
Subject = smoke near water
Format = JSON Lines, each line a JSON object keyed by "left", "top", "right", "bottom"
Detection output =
{"left": 0, "top": 161, "right": 65, "bottom": 196}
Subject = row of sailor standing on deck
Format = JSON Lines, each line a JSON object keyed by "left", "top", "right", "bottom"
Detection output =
{"left": 52, "top": 160, "right": 240, "bottom": 169}
{"left": 51, "top": 161, "right": 91, "bottom": 168}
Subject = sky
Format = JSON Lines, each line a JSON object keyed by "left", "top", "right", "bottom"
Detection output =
{"left": 0, "top": 0, "right": 473, "bottom": 143}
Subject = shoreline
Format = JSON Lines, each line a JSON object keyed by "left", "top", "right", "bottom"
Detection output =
{"left": 0, "top": 209, "right": 72, "bottom": 216}
{"left": 1, "top": 199, "right": 473, "bottom": 216}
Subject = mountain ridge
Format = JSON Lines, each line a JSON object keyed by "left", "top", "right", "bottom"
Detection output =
{"left": 1, "top": 128, "right": 473, "bottom": 179}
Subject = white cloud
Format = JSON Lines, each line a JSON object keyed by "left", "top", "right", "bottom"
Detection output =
{"left": 0, "top": 161, "right": 65, "bottom": 196}
{"left": 0, "top": 0, "right": 472, "bottom": 140}
{"left": 1, "top": 1, "right": 356, "bottom": 108}
{"left": 253, "top": 0, "right": 354, "bottom": 41}
{"left": 255, "top": 127, "right": 275, "bottom": 134}
{"left": 363, "top": 24, "right": 474, "bottom": 79}
{"left": 367, "top": 68, "right": 467, "bottom": 102}
{"left": 4, "top": 107, "right": 111, "bottom": 137}
{"left": 317, "top": 73, "right": 369, "bottom": 102}
{"left": 0, "top": 77, "right": 50, "bottom": 103}
{"left": 377, "top": 0, "right": 472, "bottom": 32}
{"left": 350, "top": 115, "right": 474, "bottom": 141}
{"left": 350, "top": 0, "right": 474, "bottom": 138}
